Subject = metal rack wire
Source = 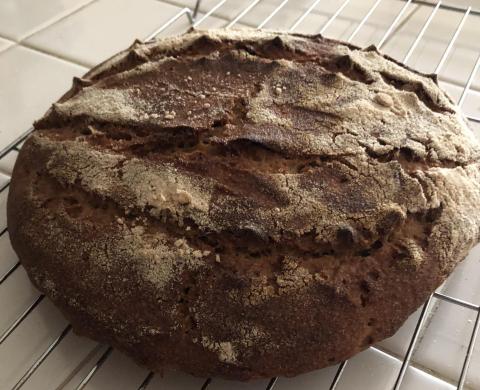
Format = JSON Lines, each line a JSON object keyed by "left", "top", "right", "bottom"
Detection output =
{"left": 0, "top": 0, "right": 479, "bottom": 389}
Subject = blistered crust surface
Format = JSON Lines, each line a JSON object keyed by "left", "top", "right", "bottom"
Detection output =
{"left": 7, "top": 29, "right": 480, "bottom": 379}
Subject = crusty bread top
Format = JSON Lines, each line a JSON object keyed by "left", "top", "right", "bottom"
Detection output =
{"left": 10, "top": 29, "right": 480, "bottom": 372}
{"left": 33, "top": 28, "right": 480, "bottom": 264}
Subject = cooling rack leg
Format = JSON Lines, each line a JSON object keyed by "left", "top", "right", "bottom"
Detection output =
{"left": 0, "top": 179, "right": 10, "bottom": 192}
{"left": 393, "top": 295, "right": 434, "bottom": 390}
{"left": 458, "top": 53, "right": 480, "bottom": 107}
{"left": 347, "top": 0, "right": 383, "bottom": 42}
{"left": 193, "top": 0, "right": 227, "bottom": 28}
{"left": 0, "top": 129, "right": 33, "bottom": 161}
{"left": 289, "top": 0, "right": 322, "bottom": 32}
{"left": 466, "top": 114, "right": 480, "bottom": 124}
{"left": 0, "top": 261, "right": 19, "bottom": 286}
{"left": 457, "top": 309, "right": 480, "bottom": 389}
{"left": 137, "top": 371, "right": 154, "bottom": 390}
{"left": 192, "top": 0, "right": 202, "bottom": 23}
{"left": 329, "top": 360, "right": 348, "bottom": 390}
{"left": 434, "top": 7, "right": 471, "bottom": 74}
{"left": 319, "top": 0, "right": 351, "bottom": 35}
{"left": 378, "top": 0, "right": 412, "bottom": 48}
{"left": 257, "top": 0, "right": 290, "bottom": 29}
{"left": 0, "top": 295, "right": 45, "bottom": 346}
{"left": 433, "top": 292, "right": 479, "bottom": 311}
{"left": 11, "top": 324, "right": 72, "bottom": 390}
{"left": 74, "top": 346, "right": 113, "bottom": 390}
{"left": 201, "top": 377, "right": 212, "bottom": 389}
{"left": 265, "top": 377, "right": 278, "bottom": 389}
{"left": 145, "top": 7, "right": 194, "bottom": 41}
{"left": 226, "top": 0, "right": 262, "bottom": 28}
{"left": 403, "top": 0, "right": 442, "bottom": 62}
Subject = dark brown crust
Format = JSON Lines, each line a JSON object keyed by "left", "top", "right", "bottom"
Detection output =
{"left": 7, "top": 29, "right": 480, "bottom": 380}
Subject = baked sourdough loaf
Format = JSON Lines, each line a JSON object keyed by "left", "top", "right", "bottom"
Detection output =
{"left": 8, "top": 29, "right": 480, "bottom": 380}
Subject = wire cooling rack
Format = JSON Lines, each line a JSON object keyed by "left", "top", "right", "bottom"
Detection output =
{"left": 0, "top": 0, "right": 480, "bottom": 389}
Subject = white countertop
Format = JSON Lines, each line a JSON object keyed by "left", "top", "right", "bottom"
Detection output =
{"left": 0, "top": 1, "right": 479, "bottom": 389}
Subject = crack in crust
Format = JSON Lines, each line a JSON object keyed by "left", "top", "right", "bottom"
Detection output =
{"left": 7, "top": 29, "right": 480, "bottom": 380}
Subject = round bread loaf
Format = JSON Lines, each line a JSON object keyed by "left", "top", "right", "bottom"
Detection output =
{"left": 8, "top": 29, "right": 480, "bottom": 380}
